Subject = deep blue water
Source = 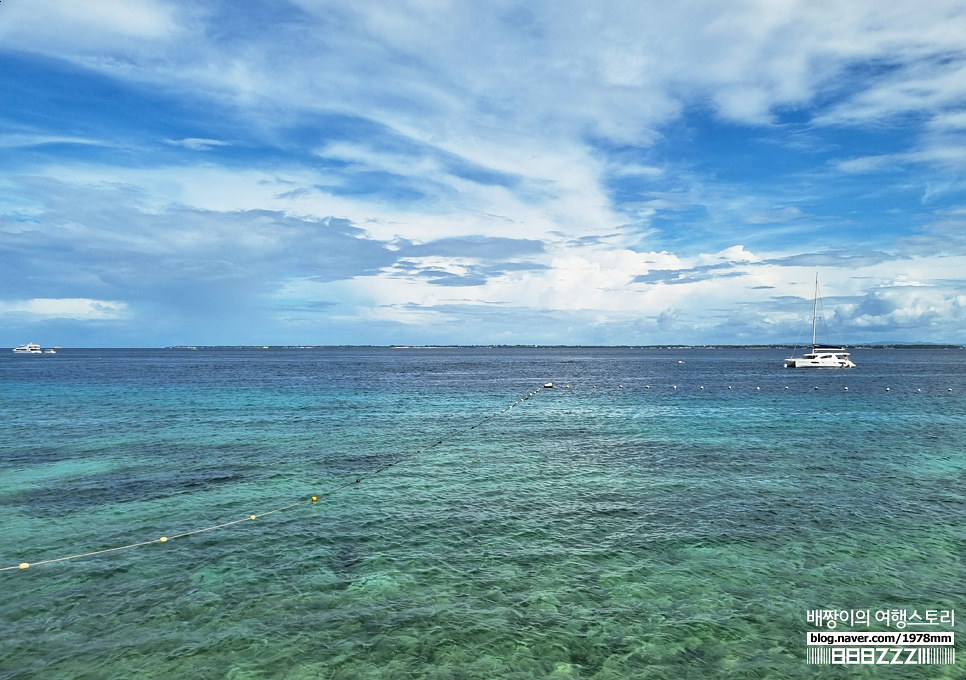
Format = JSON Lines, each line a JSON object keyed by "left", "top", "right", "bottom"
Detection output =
{"left": 1, "top": 347, "right": 964, "bottom": 679}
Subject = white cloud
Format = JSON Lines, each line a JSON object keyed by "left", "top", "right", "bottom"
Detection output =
{"left": 745, "top": 207, "right": 807, "bottom": 224}
{"left": 0, "top": 134, "right": 104, "bottom": 149}
{"left": 0, "top": 0, "right": 180, "bottom": 51}
{"left": 5, "top": 1, "right": 966, "bottom": 345}
{"left": 929, "top": 111, "right": 966, "bottom": 131}
{"left": 834, "top": 155, "right": 897, "bottom": 174}
{"left": 0, "top": 298, "right": 127, "bottom": 320}
{"left": 846, "top": 287, "right": 966, "bottom": 330}
{"left": 8, "top": 1, "right": 966, "bottom": 140}
{"left": 164, "top": 138, "right": 230, "bottom": 151}
{"left": 697, "top": 245, "right": 759, "bottom": 265}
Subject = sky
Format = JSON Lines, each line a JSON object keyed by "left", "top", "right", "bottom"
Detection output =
{"left": 2, "top": 0, "right": 966, "bottom": 347}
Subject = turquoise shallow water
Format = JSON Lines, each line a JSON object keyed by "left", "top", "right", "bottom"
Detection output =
{"left": 1, "top": 347, "right": 964, "bottom": 679}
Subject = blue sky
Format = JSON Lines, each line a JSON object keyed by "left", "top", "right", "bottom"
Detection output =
{"left": 2, "top": 0, "right": 965, "bottom": 346}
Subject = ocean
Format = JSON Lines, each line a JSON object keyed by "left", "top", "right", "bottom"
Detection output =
{"left": 1, "top": 347, "right": 963, "bottom": 679}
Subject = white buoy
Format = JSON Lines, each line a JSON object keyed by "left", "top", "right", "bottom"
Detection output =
{"left": 844, "top": 387, "right": 849, "bottom": 391}
{"left": 728, "top": 386, "right": 732, "bottom": 390}
{"left": 886, "top": 388, "right": 891, "bottom": 391}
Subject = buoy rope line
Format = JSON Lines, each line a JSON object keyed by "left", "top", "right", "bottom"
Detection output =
{"left": 570, "top": 383, "right": 960, "bottom": 394}
{"left": 3, "top": 383, "right": 552, "bottom": 573}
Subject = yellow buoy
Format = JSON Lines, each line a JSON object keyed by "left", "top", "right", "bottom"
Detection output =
{"left": 19, "top": 562, "right": 29, "bottom": 570}
{"left": 159, "top": 536, "right": 168, "bottom": 543}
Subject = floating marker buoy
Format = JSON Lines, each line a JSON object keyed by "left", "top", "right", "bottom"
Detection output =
{"left": 312, "top": 496, "right": 317, "bottom": 503}
{"left": 160, "top": 537, "right": 168, "bottom": 543}
{"left": 844, "top": 387, "right": 849, "bottom": 391}
{"left": 814, "top": 387, "right": 819, "bottom": 390}
{"left": 700, "top": 386, "right": 704, "bottom": 390}
{"left": 646, "top": 385, "right": 650, "bottom": 389}
{"left": 949, "top": 388, "right": 953, "bottom": 392}
{"left": 18, "top": 563, "right": 29, "bottom": 570}
{"left": 756, "top": 386, "right": 761, "bottom": 391}
{"left": 728, "top": 386, "right": 732, "bottom": 390}
{"left": 673, "top": 385, "right": 677, "bottom": 389}
{"left": 785, "top": 386, "right": 789, "bottom": 390}
{"left": 917, "top": 389, "right": 922, "bottom": 393}
{"left": 886, "top": 388, "right": 890, "bottom": 391}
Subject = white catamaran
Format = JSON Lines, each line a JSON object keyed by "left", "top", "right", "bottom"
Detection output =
{"left": 784, "top": 274, "right": 855, "bottom": 369}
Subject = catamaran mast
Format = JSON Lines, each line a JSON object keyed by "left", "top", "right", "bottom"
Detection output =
{"left": 811, "top": 273, "right": 819, "bottom": 347}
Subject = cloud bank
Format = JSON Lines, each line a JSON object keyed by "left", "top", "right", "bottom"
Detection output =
{"left": 2, "top": 0, "right": 965, "bottom": 345}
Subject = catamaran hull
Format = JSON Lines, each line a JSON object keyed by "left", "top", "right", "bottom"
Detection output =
{"left": 784, "top": 357, "right": 855, "bottom": 368}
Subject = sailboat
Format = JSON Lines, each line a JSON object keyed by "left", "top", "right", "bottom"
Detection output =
{"left": 784, "top": 274, "right": 855, "bottom": 369}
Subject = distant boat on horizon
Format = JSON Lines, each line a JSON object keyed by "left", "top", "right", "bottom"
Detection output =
{"left": 12, "top": 343, "right": 42, "bottom": 354}
{"left": 784, "top": 274, "right": 855, "bottom": 369}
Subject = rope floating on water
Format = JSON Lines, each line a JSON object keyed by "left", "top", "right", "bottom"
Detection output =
{"left": 515, "top": 382, "right": 959, "bottom": 394}
{"left": 4, "top": 380, "right": 958, "bottom": 572}
{"left": 2, "top": 383, "right": 552, "bottom": 573}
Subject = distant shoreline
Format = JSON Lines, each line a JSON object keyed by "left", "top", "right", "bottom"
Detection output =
{"left": 158, "top": 344, "right": 966, "bottom": 350}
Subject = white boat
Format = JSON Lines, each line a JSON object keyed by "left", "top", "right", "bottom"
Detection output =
{"left": 44, "top": 349, "right": 56, "bottom": 354}
{"left": 784, "top": 347, "right": 854, "bottom": 369}
{"left": 784, "top": 275, "right": 855, "bottom": 369}
{"left": 12, "top": 343, "right": 42, "bottom": 354}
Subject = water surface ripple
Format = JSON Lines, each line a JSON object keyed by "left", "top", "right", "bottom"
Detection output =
{"left": 2, "top": 347, "right": 964, "bottom": 678}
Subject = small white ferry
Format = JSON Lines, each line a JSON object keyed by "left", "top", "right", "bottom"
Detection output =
{"left": 12, "top": 343, "right": 42, "bottom": 354}
{"left": 785, "top": 274, "right": 855, "bottom": 369}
